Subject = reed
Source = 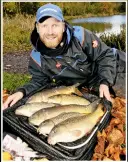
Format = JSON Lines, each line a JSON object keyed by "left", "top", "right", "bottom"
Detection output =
{"left": 100, "top": 26, "right": 126, "bottom": 52}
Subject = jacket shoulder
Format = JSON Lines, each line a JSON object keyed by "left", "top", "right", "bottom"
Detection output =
{"left": 73, "top": 26, "right": 85, "bottom": 46}
{"left": 30, "top": 49, "right": 41, "bottom": 67}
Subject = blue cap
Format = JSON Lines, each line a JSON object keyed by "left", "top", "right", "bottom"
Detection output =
{"left": 36, "top": 3, "right": 64, "bottom": 22}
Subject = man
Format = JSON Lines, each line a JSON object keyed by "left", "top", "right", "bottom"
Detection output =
{"left": 3, "top": 3, "right": 125, "bottom": 109}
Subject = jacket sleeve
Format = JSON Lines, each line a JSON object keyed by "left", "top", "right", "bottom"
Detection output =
{"left": 16, "top": 55, "right": 50, "bottom": 97}
{"left": 82, "top": 29, "right": 117, "bottom": 86}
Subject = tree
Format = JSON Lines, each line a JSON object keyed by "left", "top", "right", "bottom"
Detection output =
{"left": 3, "top": 2, "right": 18, "bottom": 16}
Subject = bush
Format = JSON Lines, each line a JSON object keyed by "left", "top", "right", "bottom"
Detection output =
{"left": 100, "top": 27, "right": 126, "bottom": 52}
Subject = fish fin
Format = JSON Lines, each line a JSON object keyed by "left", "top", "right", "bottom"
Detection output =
{"left": 71, "top": 130, "right": 82, "bottom": 137}
{"left": 37, "top": 128, "right": 39, "bottom": 133}
{"left": 74, "top": 88, "right": 83, "bottom": 96}
{"left": 73, "top": 83, "right": 80, "bottom": 87}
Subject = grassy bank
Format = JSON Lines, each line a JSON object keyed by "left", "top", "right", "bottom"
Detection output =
{"left": 3, "top": 72, "right": 31, "bottom": 93}
{"left": 3, "top": 14, "right": 34, "bottom": 54}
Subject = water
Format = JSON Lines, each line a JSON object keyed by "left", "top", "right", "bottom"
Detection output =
{"left": 71, "top": 15, "right": 126, "bottom": 36}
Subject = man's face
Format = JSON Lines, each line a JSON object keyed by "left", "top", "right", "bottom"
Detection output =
{"left": 36, "top": 17, "right": 65, "bottom": 48}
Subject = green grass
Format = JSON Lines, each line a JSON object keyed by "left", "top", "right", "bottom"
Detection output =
{"left": 3, "top": 72, "right": 31, "bottom": 93}
{"left": 3, "top": 14, "right": 35, "bottom": 54}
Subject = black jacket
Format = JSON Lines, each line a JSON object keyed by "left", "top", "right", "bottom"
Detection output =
{"left": 17, "top": 23, "right": 117, "bottom": 97}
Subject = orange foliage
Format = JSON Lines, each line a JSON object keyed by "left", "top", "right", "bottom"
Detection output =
{"left": 3, "top": 89, "right": 10, "bottom": 103}
{"left": 92, "top": 97, "right": 126, "bottom": 161}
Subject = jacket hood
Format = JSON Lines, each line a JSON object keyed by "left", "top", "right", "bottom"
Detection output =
{"left": 30, "top": 21, "right": 73, "bottom": 51}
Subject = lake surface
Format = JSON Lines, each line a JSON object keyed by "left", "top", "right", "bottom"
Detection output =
{"left": 71, "top": 15, "right": 126, "bottom": 36}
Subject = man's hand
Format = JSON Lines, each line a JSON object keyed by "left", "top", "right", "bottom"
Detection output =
{"left": 99, "top": 84, "right": 111, "bottom": 102}
{"left": 3, "top": 92, "right": 24, "bottom": 109}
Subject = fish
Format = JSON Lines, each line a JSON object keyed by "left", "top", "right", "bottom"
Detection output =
{"left": 47, "top": 94, "right": 90, "bottom": 105}
{"left": 15, "top": 102, "right": 56, "bottom": 117}
{"left": 47, "top": 103, "right": 104, "bottom": 145}
{"left": 26, "top": 83, "right": 82, "bottom": 103}
{"left": 37, "top": 112, "right": 84, "bottom": 136}
{"left": 28, "top": 99, "right": 101, "bottom": 126}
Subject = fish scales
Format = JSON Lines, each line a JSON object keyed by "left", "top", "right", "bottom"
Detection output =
{"left": 15, "top": 102, "right": 56, "bottom": 117}
{"left": 26, "top": 83, "right": 82, "bottom": 103}
{"left": 47, "top": 94, "right": 90, "bottom": 105}
{"left": 47, "top": 103, "right": 104, "bottom": 145}
{"left": 29, "top": 99, "right": 101, "bottom": 126}
{"left": 38, "top": 112, "right": 84, "bottom": 135}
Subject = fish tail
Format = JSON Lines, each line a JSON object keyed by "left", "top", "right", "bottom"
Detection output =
{"left": 72, "top": 83, "right": 80, "bottom": 88}
{"left": 74, "top": 88, "right": 83, "bottom": 96}
{"left": 95, "top": 104, "right": 104, "bottom": 115}
{"left": 84, "top": 98, "right": 101, "bottom": 113}
{"left": 37, "top": 128, "right": 39, "bottom": 133}
{"left": 96, "top": 107, "right": 104, "bottom": 122}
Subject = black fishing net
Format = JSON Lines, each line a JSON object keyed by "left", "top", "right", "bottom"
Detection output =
{"left": 3, "top": 91, "right": 112, "bottom": 160}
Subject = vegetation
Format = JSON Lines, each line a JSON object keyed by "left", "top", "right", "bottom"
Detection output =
{"left": 3, "top": 2, "right": 125, "bottom": 16}
{"left": 3, "top": 14, "right": 34, "bottom": 53}
{"left": 3, "top": 72, "right": 31, "bottom": 93}
{"left": 100, "top": 27, "right": 126, "bottom": 52}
